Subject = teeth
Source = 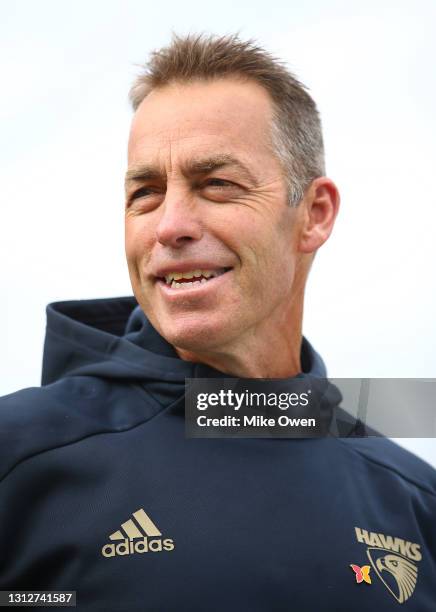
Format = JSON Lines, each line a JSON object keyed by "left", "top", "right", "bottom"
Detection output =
{"left": 164, "top": 268, "right": 224, "bottom": 284}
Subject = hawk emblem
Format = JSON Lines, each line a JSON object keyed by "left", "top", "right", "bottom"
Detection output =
{"left": 367, "top": 547, "right": 418, "bottom": 604}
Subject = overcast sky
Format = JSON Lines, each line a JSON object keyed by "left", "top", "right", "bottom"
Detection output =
{"left": 1, "top": 0, "right": 435, "bottom": 464}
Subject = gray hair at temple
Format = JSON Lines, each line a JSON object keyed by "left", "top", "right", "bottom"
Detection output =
{"left": 129, "top": 33, "right": 325, "bottom": 206}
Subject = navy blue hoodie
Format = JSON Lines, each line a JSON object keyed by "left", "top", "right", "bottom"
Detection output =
{"left": 0, "top": 297, "right": 435, "bottom": 611}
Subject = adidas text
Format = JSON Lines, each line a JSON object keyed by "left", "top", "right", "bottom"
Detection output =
{"left": 102, "top": 537, "right": 175, "bottom": 557}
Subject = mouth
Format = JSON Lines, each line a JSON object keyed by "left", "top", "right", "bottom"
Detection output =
{"left": 156, "top": 267, "right": 233, "bottom": 291}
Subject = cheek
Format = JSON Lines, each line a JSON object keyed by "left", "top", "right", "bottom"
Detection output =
{"left": 124, "top": 223, "right": 153, "bottom": 294}
{"left": 124, "top": 222, "right": 135, "bottom": 261}
{"left": 125, "top": 218, "right": 152, "bottom": 265}
{"left": 253, "top": 226, "right": 298, "bottom": 293}
{"left": 240, "top": 218, "right": 292, "bottom": 271}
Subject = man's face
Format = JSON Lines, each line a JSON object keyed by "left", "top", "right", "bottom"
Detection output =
{"left": 125, "top": 78, "right": 304, "bottom": 354}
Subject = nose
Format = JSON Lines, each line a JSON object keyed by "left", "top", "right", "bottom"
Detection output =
{"left": 155, "top": 188, "right": 203, "bottom": 248}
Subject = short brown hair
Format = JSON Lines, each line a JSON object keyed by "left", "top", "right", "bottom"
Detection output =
{"left": 129, "top": 33, "right": 325, "bottom": 206}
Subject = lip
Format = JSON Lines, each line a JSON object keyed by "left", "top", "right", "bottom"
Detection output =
{"left": 156, "top": 267, "right": 233, "bottom": 298}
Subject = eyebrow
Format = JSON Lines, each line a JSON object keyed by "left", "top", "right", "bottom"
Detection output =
{"left": 125, "top": 154, "right": 258, "bottom": 188}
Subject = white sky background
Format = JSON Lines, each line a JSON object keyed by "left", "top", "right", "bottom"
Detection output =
{"left": 1, "top": 0, "right": 435, "bottom": 465}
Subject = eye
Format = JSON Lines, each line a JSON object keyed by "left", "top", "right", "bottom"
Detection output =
{"left": 200, "top": 178, "right": 243, "bottom": 202}
{"left": 204, "top": 178, "right": 234, "bottom": 188}
{"left": 126, "top": 186, "right": 163, "bottom": 211}
{"left": 130, "top": 187, "right": 155, "bottom": 201}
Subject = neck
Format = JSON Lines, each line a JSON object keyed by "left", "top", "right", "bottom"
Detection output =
{"left": 177, "top": 332, "right": 302, "bottom": 378}
{"left": 176, "top": 300, "right": 304, "bottom": 378}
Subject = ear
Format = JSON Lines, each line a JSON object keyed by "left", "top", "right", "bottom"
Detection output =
{"left": 298, "top": 177, "right": 340, "bottom": 253}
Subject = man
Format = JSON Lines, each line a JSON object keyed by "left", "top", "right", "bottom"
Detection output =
{"left": 0, "top": 34, "right": 435, "bottom": 611}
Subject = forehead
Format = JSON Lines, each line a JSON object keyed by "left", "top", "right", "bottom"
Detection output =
{"left": 127, "top": 78, "right": 276, "bottom": 168}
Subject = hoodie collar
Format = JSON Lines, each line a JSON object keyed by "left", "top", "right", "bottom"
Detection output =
{"left": 41, "top": 297, "right": 342, "bottom": 433}
{"left": 42, "top": 297, "right": 327, "bottom": 383}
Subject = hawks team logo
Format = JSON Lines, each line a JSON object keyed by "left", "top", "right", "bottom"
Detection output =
{"left": 353, "top": 527, "right": 422, "bottom": 604}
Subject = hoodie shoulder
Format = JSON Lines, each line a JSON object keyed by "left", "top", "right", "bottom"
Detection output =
{"left": 0, "top": 377, "right": 162, "bottom": 483}
{"left": 339, "top": 437, "right": 436, "bottom": 498}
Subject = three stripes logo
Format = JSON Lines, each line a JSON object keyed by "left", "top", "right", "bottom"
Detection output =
{"left": 101, "top": 508, "right": 175, "bottom": 558}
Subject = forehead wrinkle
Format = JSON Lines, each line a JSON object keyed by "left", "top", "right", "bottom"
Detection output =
{"left": 125, "top": 133, "right": 188, "bottom": 186}
{"left": 125, "top": 152, "right": 259, "bottom": 188}
{"left": 124, "top": 163, "right": 164, "bottom": 187}
{"left": 180, "top": 153, "right": 259, "bottom": 186}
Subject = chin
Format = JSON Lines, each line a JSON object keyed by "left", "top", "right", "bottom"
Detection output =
{"left": 157, "top": 314, "right": 232, "bottom": 354}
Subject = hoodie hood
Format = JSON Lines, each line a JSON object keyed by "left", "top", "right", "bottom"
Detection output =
{"left": 42, "top": 296, "right": 328, "bottom": 386}
{"left": 42, "top": 297, "right": 195, "bottom": 385}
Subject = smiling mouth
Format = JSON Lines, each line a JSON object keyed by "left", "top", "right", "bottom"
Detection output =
{"left": 157, "top": 268, "right": 232, "bottom": 290}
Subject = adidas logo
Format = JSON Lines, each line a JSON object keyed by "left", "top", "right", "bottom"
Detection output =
{"left": 101, "top": 508, "right": 175, "bottom": 558}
